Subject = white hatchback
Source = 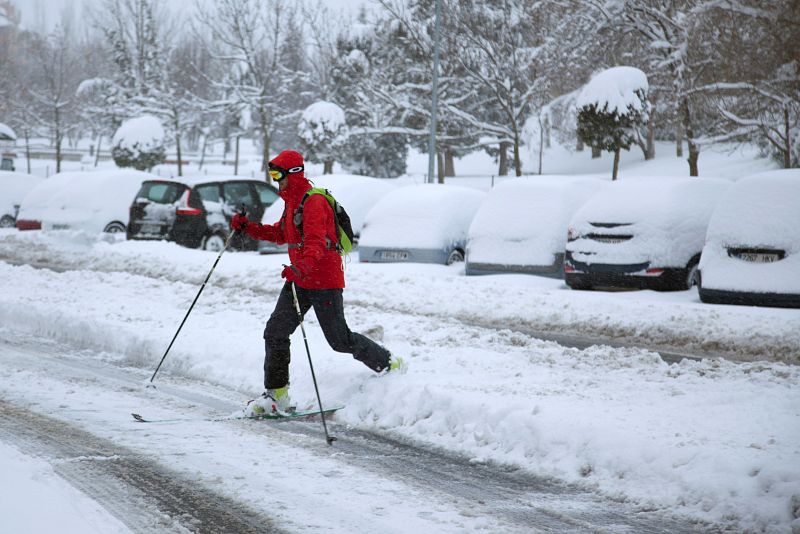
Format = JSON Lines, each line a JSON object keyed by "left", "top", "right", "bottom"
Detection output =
{"left": 699, "top": 169, "right": 800, "bottom": 308}
{"left": 565, "top": 176, "right": 730, "bottom": 291}
{"left": 16, "top": 170, "right": 157, "bottom": 233}
{"left": 359, "top": 184, "right": 485, "bottom": 265}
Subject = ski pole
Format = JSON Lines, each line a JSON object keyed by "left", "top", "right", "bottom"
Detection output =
{"left": 290, "top": 280, "right": 336, "bottom": 445}
{"left": 147, "top": 206, "right": 247, "bottom": 388}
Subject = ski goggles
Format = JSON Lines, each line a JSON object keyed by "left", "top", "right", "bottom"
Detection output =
{"left": 268, "top": 163, "right": 303, "bottom": 182}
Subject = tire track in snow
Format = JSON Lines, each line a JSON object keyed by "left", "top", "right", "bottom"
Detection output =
{"left": 0, "top": 400, "right": 285, "bottom": 534}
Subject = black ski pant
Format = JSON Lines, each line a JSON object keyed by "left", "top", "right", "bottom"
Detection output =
{"left": 263, "top": 283, "right": 391, "bottom": 390}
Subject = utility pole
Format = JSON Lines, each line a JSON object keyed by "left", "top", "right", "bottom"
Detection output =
{"left": 426, "top": 0, "right": 441, "bottom": 184}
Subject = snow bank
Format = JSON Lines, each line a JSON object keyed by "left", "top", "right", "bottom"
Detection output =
{"left": 567, "top": 177, "right": 730, "bottom": 267}
{"left": 0, "top": 171, "right": 43, "bottom": 219}
{"left": 359, "top": 184, "right": 485, "bottom": 249}
{"left": 576, "top": 66, "right": 649, "bottom": 114}
{"left": 700, "top": 169, "right": 800, "bottom": 293}
{"left": 17, "top": 170, "right": 157, "bottom": 232}
{"left": 467, "top": 176, "right": 603, "bottom": 267}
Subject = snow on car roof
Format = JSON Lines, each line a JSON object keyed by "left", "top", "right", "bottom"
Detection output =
{"left": 571, "top": 176, "right": 730, "bottom": 225}
{"left": 148, "top": 174, "right": 267, "bottom": 187}
{"left": 705, "top": 169, "right": 800, "bottom": 250}
{"left": 260, "top": 173, "right": 398, "bottom": 234}
{"left": 359, "top": 184, "right": 485, "bottom": 249}
{"left": 18, "top": 169, "right": 158, "bottom": 225}
{"left": 468, "top": 176, "right": 603, "bottom": 266}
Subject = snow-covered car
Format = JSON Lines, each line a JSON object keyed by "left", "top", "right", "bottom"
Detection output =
{"left": 698, "top": 169, "right": 800, "bottom": 308}
{"left": 565, "top": 177, "right": 730, "bottom": 291}
{"left": 127, "top": 175, "right": 279, "bottom": 251}
{"left": 0, "top": 171, "right": 44, "bottom": 228}
{"left": 258, "top": 174, "right": 398, "bottom": 255}
{"left": 466, "top": 176, "right": 603, "bottom": 276}
{"left": 359, "top": 184, "right": 486, "bottom": 265}
{"left": 16, "top": 170, "right": 156, "bottom": 233}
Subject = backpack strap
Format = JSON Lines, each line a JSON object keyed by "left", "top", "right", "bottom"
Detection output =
{"left": 293, "top": 190, "right": 336, "bottom": 251}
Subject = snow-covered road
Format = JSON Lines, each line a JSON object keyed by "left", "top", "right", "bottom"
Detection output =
{"left": 0, "top": 229, "right": 798, "bottom": 532}
{"left": 1, "top": 330, "right": 700, "bottom": 533}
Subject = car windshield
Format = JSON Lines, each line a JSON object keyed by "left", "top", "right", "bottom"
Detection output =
{"left": 138, "top": 182, "right": 183, "bottom": 203}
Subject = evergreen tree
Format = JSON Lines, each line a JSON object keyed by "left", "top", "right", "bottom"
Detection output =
{"left": 576, "top": 67, "right": 650, "bottom": 180}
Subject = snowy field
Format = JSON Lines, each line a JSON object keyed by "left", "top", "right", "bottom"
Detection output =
{"left": 1, "top": 144, "right": 798, "bottom": 532}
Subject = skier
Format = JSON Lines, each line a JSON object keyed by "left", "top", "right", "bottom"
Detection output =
{"left": 230, "top": 149, "right": 402, "bottom": 415}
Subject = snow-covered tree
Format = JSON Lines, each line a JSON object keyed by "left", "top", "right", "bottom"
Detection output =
{"left": 694, "top": 2, "right": 800, "bottom": 168}
{"left": 111, "top": 115, "right": 166, "bottom": 170}
{"left": 298, "top": 101, "right": 348, "bottom": 174}
{"left": 577, "top": 67, "right": 650, "bottom": 180}
{"left": 28, "top": 22, "right": 82, "bottom": 173}
{"left": 582, "top": 0, "right": 730, "bottom": 176}
{"left": 197, "top": 0, "right": 313, "bottom": 179}
{"left": 329, "top": 17, "right": 408, "bottom": 178}
{"left": 374, "top": 0, "right": 481, "bottom": 181}
{"left": 443, "top": 0, "right": 553, "bottom": 177}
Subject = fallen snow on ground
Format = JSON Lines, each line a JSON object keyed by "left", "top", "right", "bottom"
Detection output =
{"left": 0, "top": 231, "right": 799, "bottom": 532}
{"left": 0, "top": 440, "right": 132, "bottom": 533}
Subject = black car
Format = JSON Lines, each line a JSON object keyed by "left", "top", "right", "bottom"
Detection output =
{"left": 127, "top": 175, "right": 279, "bottom": 251}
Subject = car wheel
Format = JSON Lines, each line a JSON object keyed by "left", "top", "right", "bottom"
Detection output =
{"left": 681, "top": 255, "right": 701, "bottom": 290}
{"left": 446, "top": 248, "right": 465, "bottom": 265}
{"left": 0, "top": 215, "right": 14, "bottom": 228}
{"left": 203, "top": 232, "right": 226, "bottom": 252}
{"left": 685, "top": 263, "right": 699, "bottom": 289}
{"left": 103, "top": 221, "right": 126, "bottom": 233}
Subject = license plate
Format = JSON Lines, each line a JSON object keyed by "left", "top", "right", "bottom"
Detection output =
{"left": 591, "top": 236, "right": 626, "bottom": 244}
{"left": 140, "top": 223, "right": 162, "bottom": 234}
{"left": 51, "top": 223, "right": 70, "bottom": 230}
{"left": 380, "top": 250, "right": 409, "bottom": 260}
{"left": 738, "top": 252, "right": 778, "bottom": 263}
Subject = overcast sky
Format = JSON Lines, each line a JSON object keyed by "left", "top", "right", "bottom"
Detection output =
{"left": 12, "top": 0, "right": 370, "bottom": 33}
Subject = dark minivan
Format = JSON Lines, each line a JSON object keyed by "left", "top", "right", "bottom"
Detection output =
{"left": 127, "top": 175, "right": 279, "bottom": 251}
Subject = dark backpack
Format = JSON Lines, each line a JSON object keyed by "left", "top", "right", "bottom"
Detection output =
{"left": 293, "top": 187, "right": 354, "bottom": 255}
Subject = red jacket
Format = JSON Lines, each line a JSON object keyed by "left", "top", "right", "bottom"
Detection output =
{"left": 243, "top": 172, "right": 344, "bottom": 290}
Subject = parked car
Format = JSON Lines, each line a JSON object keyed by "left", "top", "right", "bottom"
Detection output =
{"left": 16, "top": 170, "right": 155, "bottom": 233}
{"left": 698, "top": 169, "right": 800, "bottom": 308}
{"left": 127, "top": 175, "right": 279, "bottom": 251}
{"left": 259, "top": 174, "right": 398, "bottom": 254}
{"left": 466, "top": 176, "right": 603, "bottom": 276}
{"left": 0, "top": 171, "right": 44, "bottom": 228}
{"left": 359, "top": 184, "right": 485, "bottom": 265}
{"left": 564, "top": 177, "right": 730, "bottom": 291}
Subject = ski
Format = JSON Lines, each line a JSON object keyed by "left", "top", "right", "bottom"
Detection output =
{"left": 131, "top": 406, "right": 343, "bottom": 424}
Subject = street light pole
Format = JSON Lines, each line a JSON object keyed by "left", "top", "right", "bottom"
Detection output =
{"left": 426, "top": 0, "right": 441, "bottom": 184}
